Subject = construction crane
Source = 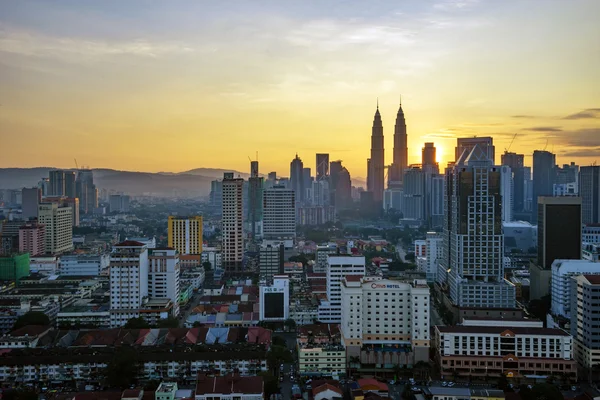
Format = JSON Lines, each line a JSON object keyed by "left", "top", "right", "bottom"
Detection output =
{"left": 74, "top": 158, "right": 79, "bottom": 170}
{"left": 504, "top": 133, "right": 518, "bottom": 153}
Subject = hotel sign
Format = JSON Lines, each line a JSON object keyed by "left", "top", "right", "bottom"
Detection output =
{"left": 263, "top": 288, "right": 284, "bottom": 293}
{"left": 371, "top": 283, "right": 401, "bottom": 289}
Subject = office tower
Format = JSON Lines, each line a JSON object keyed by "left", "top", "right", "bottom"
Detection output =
{"left": 389, "top": 99, "right": 408, "bottom": 187}
{"left": 290, "top": 154, "right": 305, "bottom": 203}
{"left": 18, "top": 222, "right": 45, "bottom": 256}
{"left": 580, "top": 166, "right": 600, "bottom": 224}
{"left": 109, "top": 194, "right": 130, "bottom": 213}
{"left": 422, "top": 143, "right": 437, "bottom": 168}
{"left": 64, "top": 171, "right": 76, "bottom": 198}
{"left": 148, "top": 248, "right": 181, "bottom": 317}
{"left": 556, "top": 162, "right": 579, "bottom": 185}
{"left": 501, "top": 152, "right": 525, "bottom": 215}
{"left": 259, "top": 243, "right": 284, "bottom": 281}
{"left": 383, "top": 188, "right": 403, "bottom": 212}
{"left": 571, "top": 275, "right": 600, "bottom": 369}
{"left": 455, "top": 137, "right": 495, "bottom": 163}
{"left": 222, "top": 173, "right": 244, "bottom": 273}
{"left": 248, "top": 160, "right": 264, "bottom": 240}
{"left": 76, "top": 169, "right": 98, "bottom": 214}
{"left": 334, "top": 165, "right": 352, "bottom": 210}
{"left": 168, "top": 216, "right": 203, "bottom": 255}
{"left": 21, "top": 187, "right": 41, "bottom": 220}
{"left": 341, "top": 277, "right": 430, "bottom": 363}
{"left": 402, "top": 166, "right": 425, "bottom": 220}
{"left": 441, "top": 142, "right": 515, "bottom": 309}
{"left": 316, "top": 154, "right": 329, "bottom": 181}
{"left": 303, "top": 167, "right": 312, "bottom": 199}
{"left": 49, "top": 170, "right": 65, "bottom": 196}
{"left": 109, "top": 240, "right": 149, "bottom": 327}
{"left": 263, "top": 186, "right": 295, "bottom": 245}
{"left": 532, "top": 150, "right": 556, "bottom": 221}
{"left": 429, "top": 174, "right": 444, "bottom": 228}
{"left": 317, "top": 255, "right": 365, "bottom": 323}
{"left": 523, "top": 166, "right": 533, "bottom": 212}
{"left": 268, "top": 172, "right": 277, "bottom": 181}
{"left": 209, "top": 179, "right": 223, "bottom": 211}
{"left": 537, "top": 197, "right": 582, "bottom": 269}
{"left": 500, "top": 165, "right": 513, "bottom": 223}
{"left": 38, "top": 202, "right": 73, "bottom": 255}
{"left": 311, "top": 180, "right": 330, "bottom": 206}
{"left": 367, "top": 105, "right": 385, "bottom": 203}
{"left": 38, "top": 178, "right": 49, "bottom": 197}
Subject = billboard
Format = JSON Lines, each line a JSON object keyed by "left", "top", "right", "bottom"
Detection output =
{"left": 264, "top": 292, "right": 285, "bottom": 319}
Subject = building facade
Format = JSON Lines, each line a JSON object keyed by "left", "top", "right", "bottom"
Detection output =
{"left": 570, "top": 275, "right": 600, "bottom": 368}
{"left": 168, "top": 216, "right": 203, "bottom": 255}
{"left": 263, "top": 186, "right": 296, "bottom": 242}
{"left": 580, "top": 166, "right": 600, "bottom": 225}
{"left": 318, "top": 256, "right": 366, "bottom": 323}
{"left": 59, "top": 254, "right": 110, "bottom": 276}
{"left": 550, "top": 260, "right": 600, "bottom": 320}
{"left": 259, "top": 244, "right": 284, "bottom": 281}
{"left": 222, "top": 173, "right": 244, "bottom": 273}
{"left": 148, "top": 248, "right": 181, "bottom": 317}
{"left": 38, "top": 202, "right": 73, "bottom": 255}
{"left": 18, "top": 223, "right": 45, "bottom": 256}
{"left": 259, "top": 275, "right": 289, "bottom": 321}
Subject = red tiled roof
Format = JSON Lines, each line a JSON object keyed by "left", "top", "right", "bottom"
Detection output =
{"left": 313, "top": 383, "right": 343, "bottom": 397}
{"left": 195, "top": 373, "right": 263, "bottom": 395}
{"left": 345, "top": 275, "right": 362, "bottom": 282}
{"left": 9, "top": 325, "right": 51, "bottom": 337}
{"left": 115, "top": 240, "right": 145, "bottom": 247}
{"left": 583, "top": 275, "right": 600, "bottom": 284}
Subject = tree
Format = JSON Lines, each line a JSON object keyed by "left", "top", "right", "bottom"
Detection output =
{"left": 123, "top": 317, "right": 150, "bottom": 329}
{"left": 497, "top": 375, "right": 510, "bottom": 391}
{"left": 2, "top": 390, "right": 38, "bottom": 400}
{"left": 284, "top": 318, "right": 297, "bottom": 331}
{"left": 528, "top": 384, "right": 563, "bottom": 400}
{"left": 272, "top": 335, "right": 286, "bottom": 347}
{"left": 267, "top": 345, "right": 293, "bottom": 374}
{"left": 202, "top": 261, "right": 212, "bottom": 272}
{"left": 402, "top": 385, "right": 413, "bottom": 400}
{"left": 156, "top": 316, "right": 180, "bottom": 328}
{"left": 258, "top": 371, "right": 279, "bottom": 398}
{"left": 12, "top": 311, "right": 50, "bottom": 331}
{"left": 103, "top": 347, "right": 140, "bottom": 389}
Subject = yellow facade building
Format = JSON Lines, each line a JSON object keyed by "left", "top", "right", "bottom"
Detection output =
{"left": 168, "top": 216, "right": 203, "bottom": 255}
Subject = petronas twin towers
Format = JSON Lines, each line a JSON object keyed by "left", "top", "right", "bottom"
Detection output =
{"left": 367, "top": 99, "right": 408, "bottom": 203}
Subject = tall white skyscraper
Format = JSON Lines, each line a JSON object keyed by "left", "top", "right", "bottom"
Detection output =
{"left": 263, "top": 185, "right": 296, "bottom": 247}
{"left": 440, "top": 141, "right": 515, "bottom": 310}
{"left": 109, "top": 240, "right": 149, "bottom": 327}
{"left": 222, "top": 172, "right": 244, "bottom": 273}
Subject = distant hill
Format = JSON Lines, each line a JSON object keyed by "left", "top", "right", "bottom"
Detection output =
{"left": 0, "top": 167, "right": 364, "bottom": 197}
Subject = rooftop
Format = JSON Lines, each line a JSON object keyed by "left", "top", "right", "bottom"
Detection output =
{"left": 436, "top": 325, "right": 569, "bottom": 336}
{"left": 195, "top": 374, "right": 263, "bottom": 395}
{"left": 582, "top": 275, "right": 600, "bottom": 284}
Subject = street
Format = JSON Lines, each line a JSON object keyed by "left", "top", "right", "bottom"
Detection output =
{"left": 396, "top": 241, "right": 407, "bottom": 262}
{"left": 179, "top": 290, "right": 203, "bottom": 327}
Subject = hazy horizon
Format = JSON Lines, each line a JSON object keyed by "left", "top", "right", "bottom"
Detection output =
{"left": 1, "top": 0, "right": 599, "bottom": 176}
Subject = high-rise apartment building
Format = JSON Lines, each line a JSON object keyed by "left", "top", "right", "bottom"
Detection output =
{"left": 290, "top": 155, "right": 305, "bottom": 203}
{"left": 222, "top": 173, "right": 244, "bottom": 273}
{"left": 168, "top": 216, "right": 203, "bottom": 255}
{"left": 76, "top": 169, "right": 98, "bottom": 215}
{"left": 580, "top": 166, "right": 600, "bottom": 224}
{"left": 389, "top": 101, "right": 407, "bottom": 187}
{"left": 18, "top": 223, "right": 45, "bottom": 256}
{"left": 440, "top": 142, "right": 515, "bottom": 309}
{"left": 148, "top": 248, "right": 181, "bottom": 317}
{"left": 532, "top": 150, "right": 556, "bottom": 222}
{"left": 21, "top": 187, "right": 41, "bottom": 220}
{"left": 109, "top": 241, "right": 149, "bottom": 327}
{"left": 259, "top": 243, "right": 284, "bottom": 281}
{"left": 317, "top": 255, "right": 365, "bottom": 323}
{"left": 38, "top": 202, "right": 73, "bottom": 255}
{"left": 341, "top": 277, "right": 430, "bottom": 364}
{"left": 248, "top": 160, "right": 264, "bottom": 240}
{"left": 455, "top": 137, "right": 495, "bottom": 163}
{"left": 571, "top": 275, "right": 600, "bottom": 368}
{"left": 316, "top": 154, "right": 329, "bottom": 181}
{"left": 263, "top": 186, "right": 295, "bottom": 246}
{"left": 49, "top": 170, "right": 65, "bottom": 196}
{"left": 367, "top": 105, "right": 385, "bottom": 204}
{"left": 42, "top": 197, "right": 80, "bottom": 227}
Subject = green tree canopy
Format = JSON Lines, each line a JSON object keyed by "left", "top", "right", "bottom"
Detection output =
{"left": 521, "top": 384, "right": 563, "bottom": 400}
{"left": 202, "top": 261, "right": 212, "bottom": 271}
{"left": 258, "top": 371, "right": 279, "bottom": 398}
{"left": 103, "top": 347, "right": 140, "bottom": 389}
{"left": 266, "top": 345, "right": 293, "bottom": 373}
{"left": 12, "top": 311, "right": 50, "bottom": 331}
{"left": 155, "top": 316, "right": 180, "bottom": 328}
{"left": 123, "top": 317, "right": 150, "bottom": 329}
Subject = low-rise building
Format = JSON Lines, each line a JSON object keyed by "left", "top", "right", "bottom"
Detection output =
{"left": 434, "top": 324, "right": 576, "bottom": 382}
{"left": 59, "top": 253, "right": 109, "bottom": 276}
{"left": 194, "top": 374, "right": 264, "bottom": 400}
{"left": 56, "top": 304, "right": 110, "bottom": 328}
{"left": 297, "top": 324, "right": 345, "bottom": 377}
{"left": 259, "top": 275, "right": 289, "bottom": 322}
{"left": 29, "top": 255, "right": 59, "bottom": 275}
{"left": 155, "top": 382, "right": 178, "bottom": 400}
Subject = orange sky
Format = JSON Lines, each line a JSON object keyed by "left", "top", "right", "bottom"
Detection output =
{"left": 0, "top": 0, "right": 599, "bottom": 178}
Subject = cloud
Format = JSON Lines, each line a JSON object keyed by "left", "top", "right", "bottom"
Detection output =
{"left": 433, "top": 0, "right": 480, "bottom": 11}
{"left": 555, "top": 128, "right": 600, "bottom": 147}
{"left": 511, "top": 115, "right": 537, "bottom": 119}
{"left": 563, "top": 108, "right": 600, "bottom": 120}
{"left": 559, "top": 147, "right": 600, "bottom": 158}
{"left": 524, "top": 126, "right": 563, "bottom": 132}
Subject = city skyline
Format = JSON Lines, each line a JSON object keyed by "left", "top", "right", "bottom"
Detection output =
{"left": 1, "top": 0, "right": 599, "bottom": 176}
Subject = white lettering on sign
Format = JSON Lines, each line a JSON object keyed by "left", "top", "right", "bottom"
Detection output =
{"left": 370, "top": 283, "right": 402, "bottom": 289}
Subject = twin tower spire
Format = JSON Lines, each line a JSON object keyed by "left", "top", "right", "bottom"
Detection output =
{"left": 367, "top": 97, "right": 408, "bottom": 203}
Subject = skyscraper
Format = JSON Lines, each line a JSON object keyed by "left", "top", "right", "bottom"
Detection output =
{"left": 501, "top": 152, "right": 525, "bottom": 215}
{"left": 49, "top": 170, "right": 65, "bottom": 196}
{"left": 580, "top": 166, "right": 600, "bottom": 224}
{"left": 76, "top": 169, "right": 98, "bottom": 214}
{"left": 316, "top": 154, "right": 329, "bottom": 181}
{"left": 440, "top": 142, "right": 515, "bottom": 309}
{"left": 367, "top": 104, "right": 385, "bottom": 203}
{"left": 290, "top": 154, "right": 304, "bottom": 203}
{"left": 389, "top": 99, "right": 408, "bottom": 187}
{"left": 537, "top": 196, "right": 582, "bottom": 269}
{"left": 21, "top": 187, "right": 41, "bottom": 220}
{"left": 402, "top": 166, "right": 425, "bottom": 220}
{"left": 64, "top": 171, "right": 76, "bottom": 198}
{"left": 532, "top": 150, "right": 556, "bottom": 222}
{"left": 302, "top": 167, "right": 312, "bottom": 198}
{"left": 500, "top": 165, "right": 513, "bottom": 223}
{"left": 148, "top": 248, "right": 181, "bottom": 317}
{"left": 455, "top": 137, "right": 495, "bottom": 163}
{"left": 167, "top": 216, "right": 203, "bottom": 255}
{"left": 248, "top": 160, "right": 264, "bottom": 240}
{"left": 422, "top": 143, "right": 437, "bottom": 169}
{"left": 263, "top": 185, "right": 295, "bottom": 246}
{"left": 222, "top": 173, "right": 244, "bottom": 273}
{"left": 38, "top": 202, "right": 73, "bottom": 255}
